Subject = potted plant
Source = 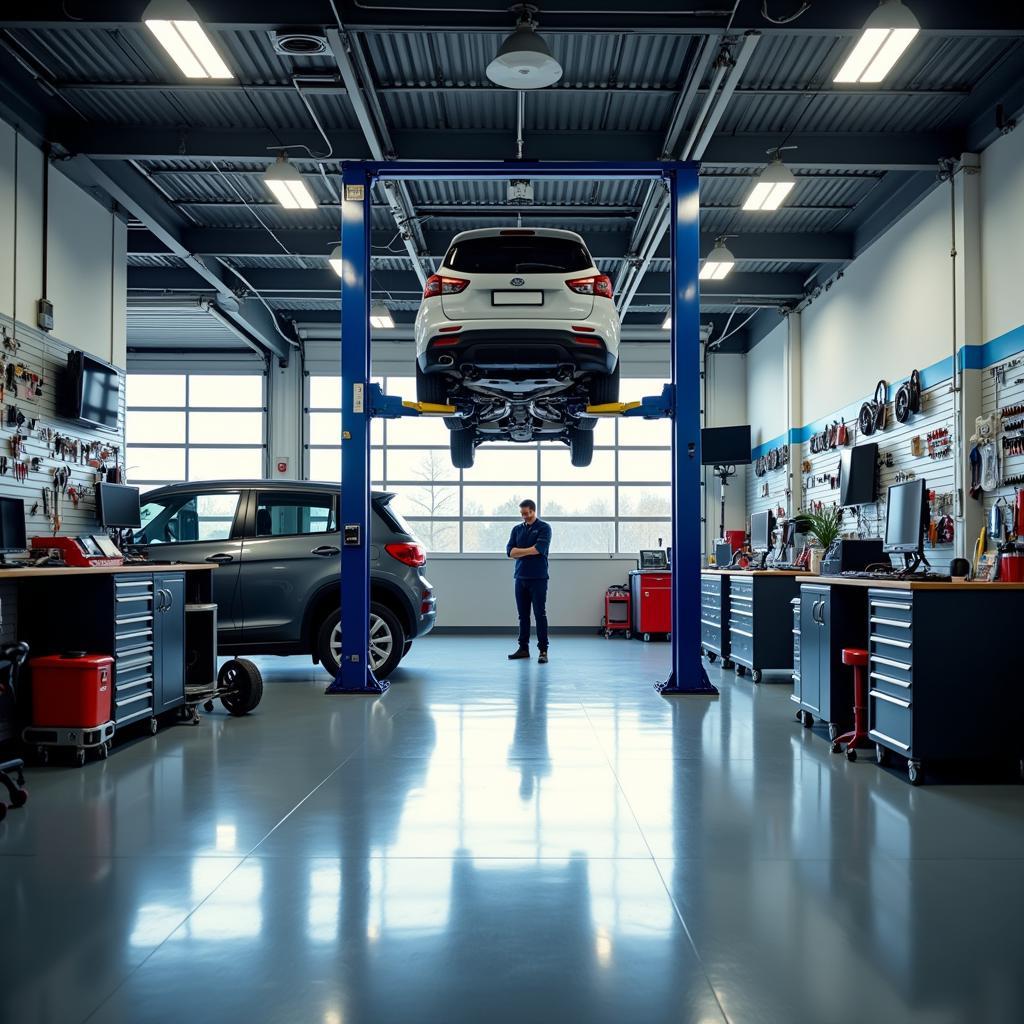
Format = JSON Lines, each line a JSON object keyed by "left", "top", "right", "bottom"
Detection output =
{"left": 795, "top": 506, "right": 841, "bottom": 574}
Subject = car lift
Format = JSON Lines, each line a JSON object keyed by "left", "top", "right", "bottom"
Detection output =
{"left": 329, "top": 160, "right": 716, "bottom": 697}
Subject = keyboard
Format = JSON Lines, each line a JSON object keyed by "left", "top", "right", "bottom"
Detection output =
{"left": 838, "top": 571, "right": 952, "bottom": 582}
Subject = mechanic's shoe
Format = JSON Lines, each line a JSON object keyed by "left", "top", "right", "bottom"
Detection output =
{"left": 508, "top": 648, "right": 530, "bottom": 660}
{"left": 538, "top": 650, "right": 549, "bottom": 664}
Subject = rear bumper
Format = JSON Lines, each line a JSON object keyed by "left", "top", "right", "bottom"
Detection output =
{"left": 418, "top": 329, "right": 617, "bottom": 379}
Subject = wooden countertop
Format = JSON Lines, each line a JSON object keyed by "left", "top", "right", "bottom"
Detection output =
{"left": 0, "top": 562, "right": 215, "bottom": 580}
{"left": 703, "top": 568, "right": 809, "bottom": 577}
{"left": 801, "top": 575, "right": 1024, "bottom": 591}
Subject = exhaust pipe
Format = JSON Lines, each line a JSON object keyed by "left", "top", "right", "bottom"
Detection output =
{"left": 438, "top": 355, "right": 455, "bottom": 366}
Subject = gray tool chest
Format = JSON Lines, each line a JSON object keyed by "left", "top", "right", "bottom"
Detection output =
{"left": 700, "top": 572, "right": 731, "bottom": 666}
{"left": 727, "top": 573, "right": 801, "bottom": 683}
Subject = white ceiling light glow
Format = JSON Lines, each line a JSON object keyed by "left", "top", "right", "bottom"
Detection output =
{"left": 834, "top": 0, "right": 919, "bottom": 84}
{"left": 486, "top": 8, "right": 563, "bottom": 89}
{"left": 370, "top": 303, "right": 396, "bottom": 330}
{"left": 328, "top": 245, "right": 343, "bottom": 278}
{"left": 263, "top": 155, "right": 317, "bottom": 210}
{"left": 699, "top": 239, "right": 735, "bottom": 281}
{"left": 743, "top": 152, "right": 797, "bottom": 211}
{"left": 143, "top": 0, "right": 233, "bottom": 79}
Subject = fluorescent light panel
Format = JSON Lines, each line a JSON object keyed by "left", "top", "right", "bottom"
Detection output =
{"left": 661, "top": 315, "right": 671, "bottom": 330}
{"left": 265, "top": 177, "right": 317, "bottom": 210}
{"left": 370, "top": 303, "right": 395, "bottom": 329}
{"left": 328, "top": 247, "right": 343, "bottom": 277}
{"left": 145, "top": 19, "right": 232, "bottom": 79}
{"left": 834, "top": 0, "right": 919, "bottom": 85}
{"left": 699, "top": 261, "right": 733, "bottom": 281}
{"left": 742, "top": 180, "right": 794, "bottom": 212}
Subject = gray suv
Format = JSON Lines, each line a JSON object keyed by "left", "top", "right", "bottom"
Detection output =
{"left": 134, "top": 480, "right": 436, "bottom": 679}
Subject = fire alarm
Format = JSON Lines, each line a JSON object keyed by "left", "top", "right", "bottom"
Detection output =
{"left": 276, "top": 458, "right": 289, "bottom": 474}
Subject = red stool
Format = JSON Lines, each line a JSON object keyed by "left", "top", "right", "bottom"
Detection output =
{"left": 832, "top": 648, "right": 870, "bottom": 761}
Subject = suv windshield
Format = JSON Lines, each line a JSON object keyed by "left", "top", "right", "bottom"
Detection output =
{"left": 444, "top": 236, "right": 592, "bottom": 274}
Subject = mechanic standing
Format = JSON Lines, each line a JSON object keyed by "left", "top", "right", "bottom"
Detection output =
{"left": 506, "top": 499, "right": 552, "bottom": 663}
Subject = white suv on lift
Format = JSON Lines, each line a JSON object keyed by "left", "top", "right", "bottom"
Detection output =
{"left": 414, "top": 227, "right": 621, "bottom": 468}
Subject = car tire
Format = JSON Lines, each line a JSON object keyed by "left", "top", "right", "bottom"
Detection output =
{"left": 589, "top": 361, "right": 620, "bottom": 405}
{"left": 450, "top": 427, "right": 476, "bottom": 468}
{"left": 416, "top": 364, "right": 448, "bottom": 405}
{"left": 569, "top": 427, "right": 594, "bottom": 468}
{"left": 317, "top": 603, "right": 406, "bottom": 681}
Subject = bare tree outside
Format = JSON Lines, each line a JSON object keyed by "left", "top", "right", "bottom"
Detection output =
{"left": 404, "top": 450, "right": 459, "bottom": 550}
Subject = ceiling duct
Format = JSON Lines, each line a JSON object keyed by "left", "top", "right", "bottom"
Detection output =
{"left": 271, "top": 30, "right": 329, "bottom": 56}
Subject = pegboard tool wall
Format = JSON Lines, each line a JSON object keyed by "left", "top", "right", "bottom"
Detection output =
{"left": 745, "top": 442, "right": 791, "bottom": 527}
{"left": 981, "top": 350, "right": 1024, "bottom": 535}
{"left": 0, "top": 313, "right": 125, "bottom": 648}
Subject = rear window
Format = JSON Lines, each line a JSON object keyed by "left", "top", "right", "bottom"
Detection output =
{"left": 444, "top": 236, "right": 592, "bottom": 274}
{"left": 374, "top": 497, "right": 416, "bottom": 539}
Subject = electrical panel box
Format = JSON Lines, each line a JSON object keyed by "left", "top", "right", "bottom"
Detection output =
{"left": 37, "top": 298, "right": 54, "bottom": 332}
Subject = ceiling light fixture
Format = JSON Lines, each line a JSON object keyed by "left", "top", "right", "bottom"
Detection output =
{"left": 143, "top": 0, "right": 233, "bottom": 79}
{"left": 486, "top": 5, "right": 563, "bottom": 90}
{"left": 743, "top": 148, "right": 797, "bottom": 211}
{"left": 370, "top": 303, "right": 395, "bottom": 330}
{"left": 328, "top": 245, "right": 343, "bottom": 278}
{"left": 699, "top": 239, "right": 735, "bottom": 281}
{"left": 833, "top": 0, "right": 919, "bottom": 84}
{"left": 263, "top": 155, "right": 317, "bottom": 210}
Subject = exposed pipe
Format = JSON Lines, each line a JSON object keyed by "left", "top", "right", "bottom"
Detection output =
{"left": 690, "top": 32, "right": 760, "bottom": 161}
{"left": 516, "top": 91, "right": 525, "bottom": 160}
{"left": 679, "top": 52, "right": 730, "bottom": 160}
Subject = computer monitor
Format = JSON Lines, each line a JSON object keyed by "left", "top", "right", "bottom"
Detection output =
{"left": 96, "top": 483, "right": 142, "bottom": 528}
{"left": 884, "top": 478, "right": 927, "bottom": 569}
{"left": 839, "top": 442, "right": 879, "bottom": 506}
{"left": 639, "top": 549, "right": 669, "bottom": 570}
{"left": 0, "top": 496, "right": 27, "bottom": 559}
{"left": 750, "top": 509, "right": 775, "bottom": 554}
{"left": 701, "top": 425, "right": 752, "bottom": 466}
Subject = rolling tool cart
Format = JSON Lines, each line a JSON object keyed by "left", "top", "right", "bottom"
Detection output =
{"left": 629, "top": 569, "right": 672, "bottom": 642}
{"left": 182, "top": 604, "right": 263, "bottom": 721}
{"left": 1, "top": 642, "right": 30, "bottom": 820}
{"left": 602, "top": 585, "right": 631, "bottom": 639}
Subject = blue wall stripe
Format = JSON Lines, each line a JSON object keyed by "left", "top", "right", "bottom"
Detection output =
{"left": 746, "top": 322, "right": 1024, "bottom": 461}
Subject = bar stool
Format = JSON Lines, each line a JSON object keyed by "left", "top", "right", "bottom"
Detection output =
{"left": 832, "top": 648, "right": 869, "bottom": 761}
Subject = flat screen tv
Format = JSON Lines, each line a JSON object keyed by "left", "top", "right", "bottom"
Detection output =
{"left": 839, "top": 442, "right": 879, "bottom": 506}
{"left": 96, "top": 483, "right": 142, "bottom": 529}
{"left": 701, "top": 425, "right": 752, "bottom": 466}
{"left": 66, "top": 350, "right": 120, "bottom": 431}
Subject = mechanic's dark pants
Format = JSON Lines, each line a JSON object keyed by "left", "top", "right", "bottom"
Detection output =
{"left": 515, "top": 578, "right": 549, "bottom": 651}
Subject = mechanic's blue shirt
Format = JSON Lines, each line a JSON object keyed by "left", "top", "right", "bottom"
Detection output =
{"left": 507, "top": 519, "right": 552, "bottom": 580}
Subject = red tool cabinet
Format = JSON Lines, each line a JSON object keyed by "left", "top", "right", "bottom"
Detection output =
{"left": 30, "top": 653, "right": 113, "bottom": 729}
{"left": 629, "top": 570, "right": 672, "bottom": 640}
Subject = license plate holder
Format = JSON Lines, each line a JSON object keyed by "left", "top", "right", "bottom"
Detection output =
{"left": 492, "top": 290, "right": 544, "bottom": 306}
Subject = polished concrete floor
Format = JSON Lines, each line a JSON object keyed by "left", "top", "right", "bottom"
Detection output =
{"left": 2, "top": 636, "right": 1024, "bottom": 1024}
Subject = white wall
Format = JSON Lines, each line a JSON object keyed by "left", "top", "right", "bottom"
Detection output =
{"left": 745, "top": 319, "right": 787, "bottom": 447}
{"left": 981, "top": 124, "right": 1024, "bottom": 344}
{"left": 703, "top": 351, "right": 747, "bottom": 547}
{"left": 0, "top": 122, "right": 126, "bottom": 367}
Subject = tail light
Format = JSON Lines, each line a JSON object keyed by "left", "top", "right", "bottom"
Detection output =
{"left": 385, "top": 542, "right": 426, "bottom": 567}
{"left": 566, "top": 274, "right": 614, "bottom": 299}
{"left": 423, "top": 275, "right": 470, "bottom": 299}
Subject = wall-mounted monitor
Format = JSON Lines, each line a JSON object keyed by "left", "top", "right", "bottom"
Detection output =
{"left": 66, "top": 350, "right": 121, "bottom": 431}
{"left": 701, "top": 425, "right": 752, "bottom": 466}
{"left": 96, "top": 483, "right": 141, "bottom": 529}
{"left": 839, "top": 442, "right": 879, "bottom": 506}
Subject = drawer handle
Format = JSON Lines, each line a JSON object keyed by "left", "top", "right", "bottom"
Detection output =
{"left": 870, "top": 616, "right": 911, "bottom": 629}
{"left": 700, "top": 619, "right": 719, "bottom": 628}
{"left": 116, "top": 691, "right": 152, "bottom": 709}
{"left": 870, "top": 600, "right": 912, "bottom": 612}
{"left": 731, "top": 627, "right": 753, "bottom": 638}
{"left": 870, "top": 671, "right": 911, "bottom": 689}
{"left": 118, "top": 657, "right": 153, "bottom": 672}
{"left": 791, "top": 629, "right": 801, "bottom": 635}
{"left": 731, "top": 607, "right": 753, "bottom": 617}
{"left": 870, "top": 688, "right": 911, "bottom": 709}
{"left": 116, "top": 581, "right": 153, "bottom": 589}
{"left": 871, "top": 635, "right": 911, "bottom": 650}
{"left": 870, "top": 729, "right": 910, "bottom": 752}
{"left": 871, "top": 654, "right": 912, "bottom": 672}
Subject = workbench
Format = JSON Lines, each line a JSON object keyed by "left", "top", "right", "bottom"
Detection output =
{"left": 798, "top": 576, "right": 1024, "bottom": 783}
{"left": 703, "top": 569, "right": 805, "bottom": 683}
{"left": 1, "top": 563, "right": 214, "bottom": 743}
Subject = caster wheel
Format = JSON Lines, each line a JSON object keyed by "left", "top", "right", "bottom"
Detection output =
{"left": 876, "top": 744, "right": 888, "bottom": 766}
{"left": 846, "top": 748, "right": 858, "bottom": 762}
{"left": 802, "top": 713, "right": 814, "bottom": 729}
{"left": 735, "top": 666, "right": 745, "bottom": 677}
{"left": 37, "top": 747, "right": 49, "bottom": 766}
{"left": 604, "top": 630, "right": 611, "bottom": 639}
{"left": 722, "top": 659, "right": 734, "bottom": 670}
{"left": 98, "top": 742, "right": 109, "bottom": 760}
{"left": 830, "top": 740, "right": 842, "bottom": 754}
{"left": 795, "top": 710, "right": 804, "bottom": 724}
{"left": 203, "top": 700, "right": 215, "bottom": 713}
{"left": 643, "top": 633, "right": 651, "bottom": 643}
{"left": 149, "top": 718, "right": 159, "bottom": 736}
{"left": 10, "top": 787, "right": 28, "bottom": 808}
{"left": 624, "top": 630, "right": 631, "bottom": 640}
{"left": 666, "top": 633, "right": 671, "bottom": 642}
{"left": 908, "top": 761, "right": 922, "bottom": 786}
{"left": 751, "top": 669, "right": 763, "bottom": 684}
{"left": 75, "top": 749, "right": 86, "bottom": 768}
{"left": 828, "top": 723, "right": 839, "bottom": 742}
{"left": 707, "top": 651, "right": 717, "bottom": 663}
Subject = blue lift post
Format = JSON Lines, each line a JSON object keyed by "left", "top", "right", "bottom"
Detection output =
{"left": 329, "top": 160, "right": 715, "bottom": 697}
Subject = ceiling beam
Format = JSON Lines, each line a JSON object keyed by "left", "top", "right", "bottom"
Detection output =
{"left": 59, "top": 157, "right": 296, "bottom": 364}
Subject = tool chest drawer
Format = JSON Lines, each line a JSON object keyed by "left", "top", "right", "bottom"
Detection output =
{"left": 700, "top": 599, "right": 721, "bottom": 626}
{"left": 868, "top": 589, "right": 913, "bottom": 699}
{"left": 729, "top": 628, "right": 753, "bottom": 667}
{"left": 730, "top": 577, "right": 753, "bottom": 598}
{"left": 701, "top": 621, "right": 722, "bottom": 650}
{"left": 870, "top": 689, "right": 912, "bottom": 753}
{"left": 700, "top": 573, "right": 722, "bottom": 596}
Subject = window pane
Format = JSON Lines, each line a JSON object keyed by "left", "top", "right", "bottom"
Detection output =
{"left": 309, "top": 448, "right": 341, "bottom": 483}
{"left": 310, "top": 375, "right": 342, "bottom": 409}
{"left": 463, "top": 448, "right": 537, "bottom": 483}
{"left": 620, "top": 377, "right": 669, "bottom": 402}
{"left": 550, "top": 520, "right": 615, "bottom": 554}
{"left": 255, "top": 491, "right": 334, "bottom": 536}
{"left": 403, "top": 519, "right": 460, "bottom": 553}
{"left": 386, "top": 448, "right": 458, "bottom": 483}
{"left": 138, "top": 491, "right": 240, "bottom": 545}
{"left": 386, "top": 415, "right": 450, "bottom": 445}
{"left": 126, "top": 410, "right": 185, "bottom": 443}
{"left": 463, "top": 486, "right": 524, "bottom": 517}
{"left": 618, "top": 520, "right": 671, "bottom": 554}
{"left": 541, "top": 448, "right": 614, "bottom": 483}
{"left": 588, "top": 418, "right": 615, "bottom": 446}
{"left": 618, "top": 417, "right": 671, "bottom": 447}
{"left": 542, "top": 486, "right": 613, "bottom": 517}
{"left": 371, "top": 419, "right": 383, "bottom": 446}
{"left": 619, "top": 486, "right": 671, "bottom": 516}
{"left": 372, "top": 449, "right": 384, "bottom": 480}
{"left": 127, "top": 446, "right": 185, "bottom": 482}
{"left": 385, "top": 484, "right": 459, "bottom": 519}
{"left": 189, "top": 411, "right": 263, "bottom": 444}
{"left": 127, "top": 374, "right": 185, "bottom": 407}
{"left": 463, "top": 520, "right": 519, "bottom": 553}
{"left": 189, "top": 375, "right": 262, "bottom": 408}
{"left": 616, "top": 449, "right": 671, "bottom": 482}
{"left": 189, "top": 448, "right": 263, "bottom": 480}
{"left": 309, "top": 412, "right": 342, "bottom": 446}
